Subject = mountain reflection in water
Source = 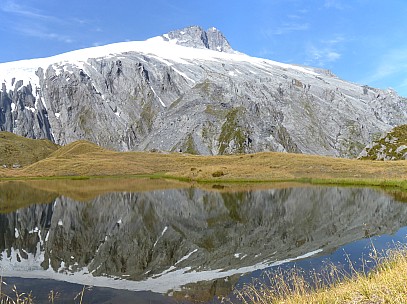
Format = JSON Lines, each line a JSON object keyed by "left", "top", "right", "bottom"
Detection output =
{"left": 1, "top": 183, "right": 407, "bottom": 302}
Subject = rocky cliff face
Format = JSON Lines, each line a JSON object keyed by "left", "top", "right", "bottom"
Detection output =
{"left": 0, "top": 26, "right": 406, "bottom": 157}
{"left": 1, "top": 186, "right": 407, "bottom": 296}
{"left": 164, "top": 26, "right": 234, "bottom": 53}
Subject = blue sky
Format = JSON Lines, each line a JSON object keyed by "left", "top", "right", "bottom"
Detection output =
{"left": 1, "top": 0, "right": 407, "bottom": 96}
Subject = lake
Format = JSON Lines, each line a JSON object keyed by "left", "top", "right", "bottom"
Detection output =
{"left": 1, "top": 179, "right": 407, "bottom": 303}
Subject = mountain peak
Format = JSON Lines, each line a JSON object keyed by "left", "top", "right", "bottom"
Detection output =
{"left": 162, "top": 26, "right": 234, "bottom": 53}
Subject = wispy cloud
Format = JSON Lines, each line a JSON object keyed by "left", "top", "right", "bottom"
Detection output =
{"left": 0, "top": 0, "right": 76, "bottom": 43}
{"left": 265, "top": 22, "right": 310, "bottom": 36}
{"left": 324, "top": 0, "right": 345, "bottom": 10}
{"left": 18, "top": 27, "right": 73, "bottom": 43}
{"left": 307, "top": 46, "right": 341, "bottom": 65}
{"left": 263, "top": 8, "right": 311, "bottom": 37}
{"left": 361, "top": 47, "right": 407, "bottom": 90}
{"left": 305, "top": 35, "right": 345, "bottom": 66}
{"left": 1, "top": 0, "right": 56, "bottom": 21}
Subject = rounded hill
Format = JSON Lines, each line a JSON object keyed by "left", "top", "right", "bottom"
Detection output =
{"left": 50, "top": 140, "right": 109, "bottom": 159}
{"left": 0, "top": 132, "right": 58, "bottom": 168}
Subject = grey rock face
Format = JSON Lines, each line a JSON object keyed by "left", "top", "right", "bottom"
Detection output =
{"left": 0, "top": 81, "right": 52, "bottom": 139}
{"left": 164, "top": 26, "right": 234, "bottom": 53}
{"left": 0, "top": 26, "right": 406, "bottom": 157}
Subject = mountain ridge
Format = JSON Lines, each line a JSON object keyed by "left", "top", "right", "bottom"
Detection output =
{"left": 0, "top": 26, "right": 406, "bottom": 157}
{"left": 162, "top": 25, "right": 235, "bottom": 53}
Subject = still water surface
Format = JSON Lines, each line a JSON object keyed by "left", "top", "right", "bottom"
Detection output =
{"left": 1, "top": 180, "right": 407, "bottom": 303}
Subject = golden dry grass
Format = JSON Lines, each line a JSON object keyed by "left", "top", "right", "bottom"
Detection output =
{"left": 0, "top": 132, "right": 58, "bottom": 168}
{"left": 0, "top": 278, "right": 88, "bottom": 304}
{"left": 236, "top": 247, "right": 407, "bottom": 304}
{"left": 0, "top": 140, "right": 405, "bottom": 188}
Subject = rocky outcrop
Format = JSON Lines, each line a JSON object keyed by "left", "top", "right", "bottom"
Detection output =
{"left": 0, "top": 26, "right": 406, "bottom": 157}
{"left": 359, "top": 124, "right": 407, "bottom": 160}
{"left": 164, "top": 26, "right": 234, "bottom": 53}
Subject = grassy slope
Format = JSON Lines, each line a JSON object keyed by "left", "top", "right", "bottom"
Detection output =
{"left": 0, "top": 132, "right": 59, "bottom": 167}
{"left": 0, "top": 139, "right": 406, "bottom": 188}
{"left": 239, "top": 247, "right": 407, "bottom": 304}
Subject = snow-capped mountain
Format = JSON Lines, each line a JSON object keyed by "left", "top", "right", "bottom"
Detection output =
{"left": 0, "top": 26, "right": 406, "bottom": 157}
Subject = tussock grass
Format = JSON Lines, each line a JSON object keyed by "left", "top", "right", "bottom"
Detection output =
{"left": 235, "top": 246, "right": 407, "bottom": 304}
{"left": 49, "top": 140, "right": 107, "bottom": 158}
{"left": 0, "top": 132, "right": 58, "bottom": 168}
{"left": 0, "top": 278, "right": 33, "bottom": 304}
{"left": 0, "top": 139, "right": 406, "bottom": 191}
{"left": 0, "top": 279, "right": 89, "bottom": 304}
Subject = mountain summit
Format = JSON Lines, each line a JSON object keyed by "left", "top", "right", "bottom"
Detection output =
{"left": 161, "top": 26, "right": 234, "bottom": 53}
{"left": 0, "top": 26, "right": 406, "bottom": 157}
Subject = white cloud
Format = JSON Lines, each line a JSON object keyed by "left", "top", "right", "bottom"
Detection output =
{"left": 18, "top": 27, "right": 73, "bottom": 43}
{"left": 361, "top": 47, "right": 407, "bottom": 90}
{"left": 266, "top": 7, "right": 311, "bottom": 37}
{"left": 264, "top": 22, "right": 310, "bottom": 37}
{"left": 324, "top": 0, "right": 344, "bottom": 10}
{"left": 0, "top": 0, "right": 73, "bottom": 43}
{"left": 326, "top": 51, "right": 341, "bottom": 61}
{"left": 305, "top": 35, "right": 344, "bottom": 67}
{"left": 307, "top": 45, "right": 341, "bottom": 66}
{"left": 1, "top": 0, "right": 56, "bottom": 21}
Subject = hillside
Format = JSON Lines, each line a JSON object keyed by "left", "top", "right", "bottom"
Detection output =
{"left": 49, "top": 140, "right": 108, "bottom": 158}
{"left": 0, "top": 139, "right": 406, "bottom": 191}
{"left": 0, "top": 131, "right": 58, "bottom": 168}
{"left": 359, "top": 124, "right": 407, "bottom": 160}
{"left": 0, "top": 26, "right": 406, "bottom": 158}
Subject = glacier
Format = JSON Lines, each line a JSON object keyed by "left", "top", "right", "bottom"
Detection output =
{"left": 0, "top": 26, "right": 406, "bottom": 157}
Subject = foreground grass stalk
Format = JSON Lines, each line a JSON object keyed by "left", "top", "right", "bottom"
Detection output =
{"left": 0, "top": 283, "right": 33, "bottom": 304}
{"left": 235, "top": 246, "right": 407, "bottom": 304}
{"left": 0, "top": 282, "right": 89, "bottom": 304}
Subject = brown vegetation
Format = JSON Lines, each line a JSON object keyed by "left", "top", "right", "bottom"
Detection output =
{"left": 0, "top": 133, "right": 405, "bottom": 194}
{"left": 0, "top": 132, "right": 58, "bottom": 168}
{"left": 0, "top": 140, "right": 405, "bottom": 188}
{"left": 236, "top": 246, "right": 407, "bottom": 304}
